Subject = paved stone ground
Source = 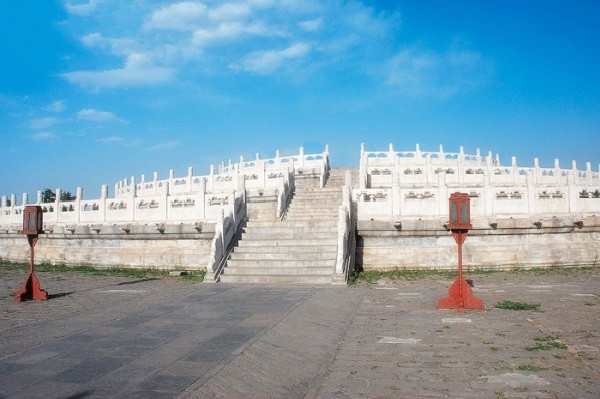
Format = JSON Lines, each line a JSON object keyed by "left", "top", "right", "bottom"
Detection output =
{"left": 1, "top": 266, "right": 599, "bottom": 398}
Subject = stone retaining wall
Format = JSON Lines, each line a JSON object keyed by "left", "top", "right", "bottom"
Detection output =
{"left": 357, "top": 216, "right": 600, "bottom": 270}
{"left": 0, "top": 224, "right": 215, "bottom": 270}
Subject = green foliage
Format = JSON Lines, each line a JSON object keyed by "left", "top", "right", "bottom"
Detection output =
{"left": 517, "top": 364, "right": 549, "bottom": 372}
{"left": 526, "top": 335, "right": 567, "bottom": 351}
{"left": 1, "top": 260, "right": 204, "bottom": 282}
{"left": 495, "top": 300, "right": 541, "bottom": 311}
{"left": 180, "top": 270, "right": 206, "bottom": 282}
{"left": 40, "top": 188, "right": 76, "bottom": 203}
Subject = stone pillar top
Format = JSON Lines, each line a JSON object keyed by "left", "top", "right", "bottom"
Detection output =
{"left": 76, "top": 187, "right": 83, "bottom": 200}
{"left": 22, "top": 193, "right": 28, "bottom": 206}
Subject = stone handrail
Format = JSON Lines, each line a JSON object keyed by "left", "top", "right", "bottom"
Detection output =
{"left": 334, "top": 171, "right": 355, "bottom": 283}
{"left": 205, "top": 189, "right": 246, "bottom": 282}
{"left": 276, "top": 170, "right": 295, "bottom": 220}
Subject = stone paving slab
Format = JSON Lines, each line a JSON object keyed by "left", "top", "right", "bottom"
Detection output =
{"left": 1, "top": 266, "right": 600, "bottom": 398}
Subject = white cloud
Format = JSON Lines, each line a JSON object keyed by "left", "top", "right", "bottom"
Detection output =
{"left": 45, "top": 100, "right": 66, "bottom": 113}
{"left": 231, "top": 42, "right": 310, "bottom": 74}
{"left": 77, "top": 108, "right": 118, "bottom": 122}
{"left": 63, "top": 54, "right": 173, "bottom": 91}
{"left": 147, "top": 2, "right": 208, "bottom": 31}
{"left": 31, "top": 131, "right": 57, "bottom": 141}
{"left": 385, "top": 46, "right": 491, "bottom": 98}
{"left": 298, "top": 17, "right": 322, "bottom": 32}
{"left": 208, "top": 3, "right": 252, "bottom": 21}
{"left": 65, "top": 0, "right": 102, "bottom": 17}
{"left": 29, "top": 117, "right": 59, "bottom": 130}
{"left": 146, "top": 141, "right": 180, "bottom": 151}
{"left": 81, "top": 33, "right": 141, "bottom": 57}
{"left": 192, "top": 21, "right": 272, "bottom": 45}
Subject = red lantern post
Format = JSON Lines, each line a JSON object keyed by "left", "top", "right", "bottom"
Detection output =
{"left": 14, "top": 205, "right": 48, "bottom": 301}
{"left": 437, "top": 193, "right": 484, "bottom": 312}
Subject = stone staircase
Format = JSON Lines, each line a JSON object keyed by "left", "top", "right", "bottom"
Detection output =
{"left": 219, "top": 169, "right": 356, "bottom": 284}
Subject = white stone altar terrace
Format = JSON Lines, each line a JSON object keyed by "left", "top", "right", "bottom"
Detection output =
{"left": 0, "top": 144, "right": 598, "bottom": 283}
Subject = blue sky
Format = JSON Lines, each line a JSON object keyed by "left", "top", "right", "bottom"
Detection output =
{"left": 1, "top": 0, "right": 599, "bottom": 199}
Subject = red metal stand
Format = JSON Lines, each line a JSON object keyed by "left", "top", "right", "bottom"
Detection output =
{"left": 14, "top": 235, "right": 48, "bottom": 302}
{"left": 437, "top": 230, "right": 485, "bottom": 312}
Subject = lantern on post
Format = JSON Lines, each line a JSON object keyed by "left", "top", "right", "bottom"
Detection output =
{"left": 437, "top": 193, "right": 484, "bottom": 311}
{"left": 14, "top": 205, "right": 48, "bottom": 301}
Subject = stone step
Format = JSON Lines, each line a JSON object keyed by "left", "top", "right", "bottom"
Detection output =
{"left": 285, "top": 216, "right": 338, "bottom": 222}
{"left": 285, "top": 211, "right": 338, "bottom": 217}
{"left": 230, "top": 251, "right": 336, "bottom": 261}
{"left": 293, "top": 189, "right": 341, "bottom": 194}
{"left": 287, "top": 204, "right": 340, "bottom": 210}
{"left": 233, "top": 245, "right": 337, "bottom": 253}
{"left": 219, "top": 274, "right": 333, "bottom": 284}
{"left": 239, "top": 231, "right": 337, "bottom": 240}
{"left": 245, "top": 220, "right": 337, "bottom": 228}
{"left": 223, "top": 266, "right": 333, "bottom": 275}
{"left": 243, "top": 226, "right": 336, "bottom": 234}
{"left": 227, "top": 259, "right": 336, "bottom": 267}
{"left": 246, "top": 195, "right": 278, "bottom": 203}
{"left": 246, "top": 202, "right": 277, "bottom": 209}
{"left": 237, "top": 238, "right": 337, "bottom": 246}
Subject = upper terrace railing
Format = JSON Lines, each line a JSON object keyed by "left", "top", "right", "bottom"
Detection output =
{"left": 114, "top": 146, "right": 329, "bottom": 197}
{"left": 356, "top": 143, "right": 600, "bottom": 220}
{"left": 360, "top": 143, "right": 599, "bottom": 189}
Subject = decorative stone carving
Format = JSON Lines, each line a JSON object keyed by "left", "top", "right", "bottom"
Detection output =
{"left": 82, "top": 203, "right": 100, "bottom": 211}
{"left": 65, "top": 225, "right": 77, "bottom": 233}
{"left": 108, "top": 201, "right": 127, "bottom": 210}
{"left": 405, "top": 191, "right": 434, "bottom": 200}
{"left": 137, "top": 199, "right": 159, "bottom": 209}
{"left": 118, "top": 224, "right": 132, "bottom": 233}
{"left": 155, "top": 223, "right": 165, "bottom": 233}
{"left": 209, "top": 196, "right": 229, "bottom": 206}
{"left": 171, "top": 198, "right": 195, "bottom": 208}
{"left": 193, "top": 222, "right": 203, "bottom": 232}
{"left": 89, "top": 224, "right": 102, "bottom": 233}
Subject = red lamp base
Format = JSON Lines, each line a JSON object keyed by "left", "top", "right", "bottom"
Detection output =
{"left": 437, "top": 278, "right": 485, "bottom": 312}
{"left": 14, "top": 272, "right": 48, "bottom": 302}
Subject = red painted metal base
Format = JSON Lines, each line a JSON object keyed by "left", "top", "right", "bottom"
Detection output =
{"left": 437, "top": 230, "right": 485, "bottom": 312}
{"left": 14, "top": 271, "right": 48, "bottom": 301}
{"left": 437, "top": 278, "right": 485, "bottom": 312}
{"left": 15, "top": 235, "right": 48, "bottom": 302}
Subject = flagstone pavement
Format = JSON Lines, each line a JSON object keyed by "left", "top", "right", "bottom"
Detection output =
{"left": 1, "top": 266, "right": 599, "bottom": 398}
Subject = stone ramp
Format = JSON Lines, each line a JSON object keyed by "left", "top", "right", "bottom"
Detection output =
{"left": 220, "top": 169, "right": 356, "bottom": 284}
{"left": 179, "top": 286, "right": 360, "bottom": 399}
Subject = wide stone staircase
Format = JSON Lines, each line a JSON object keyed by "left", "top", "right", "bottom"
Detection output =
{"left": 219, "top": 169, "right": 356, "bottom": 284}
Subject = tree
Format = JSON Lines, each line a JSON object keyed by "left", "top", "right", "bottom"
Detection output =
{"left": 41, "top": 189, "right": 54, "bottom": 203}
{"left": 41, "top": 189, "right": 76, "bottom": 203}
